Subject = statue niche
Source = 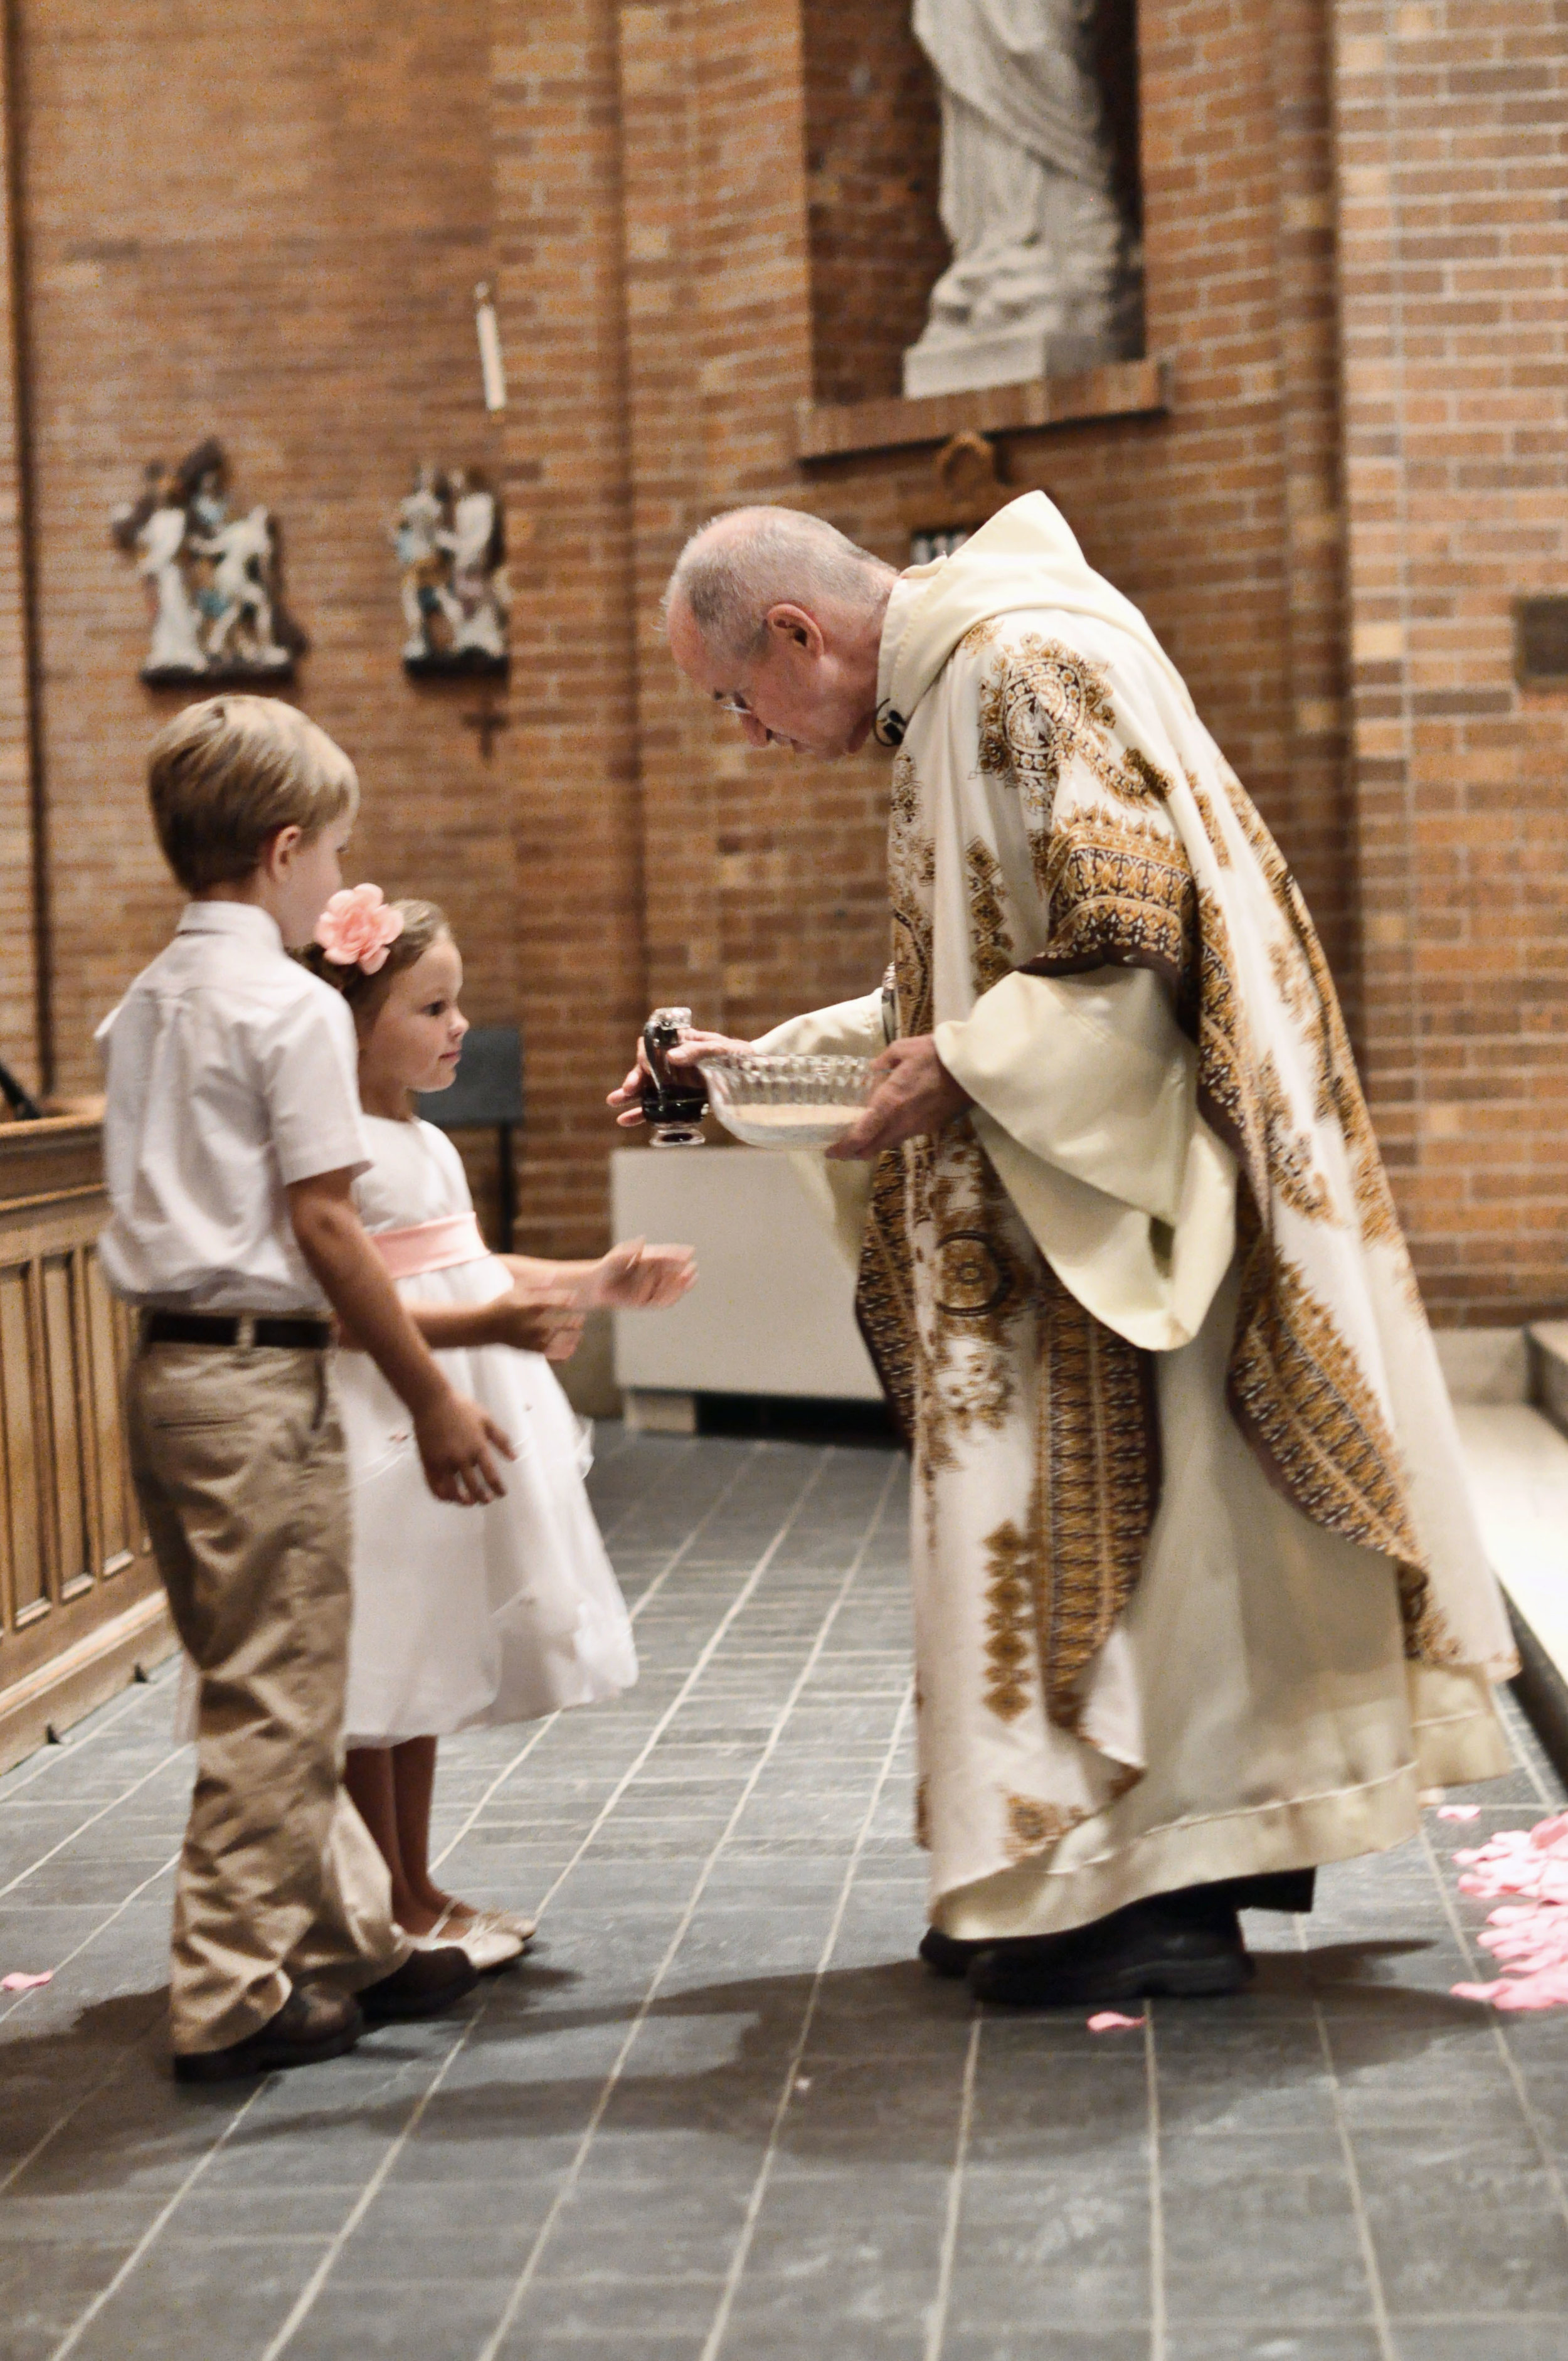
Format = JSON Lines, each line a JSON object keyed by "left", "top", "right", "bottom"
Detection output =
{"left": 904, "top": 0, "right": 1142, "bottom": 400}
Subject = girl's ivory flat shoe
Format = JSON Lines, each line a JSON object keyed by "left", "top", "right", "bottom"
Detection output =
{"left": 399, "top": 1898, "right": 533, "bottom": 1973}
{"left": 400, "top": 1907, "right": 525, "bottom": 1973}
{"left": 471, "top": 1907, "right": 537, "bottom": 1948}
{"left": 453, "top": 1916, "right": 526, "bottom": 1973}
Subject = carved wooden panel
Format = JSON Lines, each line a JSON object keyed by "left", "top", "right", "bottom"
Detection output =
{"left": 0, "top": 1120, "right": 155, "bottom": 1686}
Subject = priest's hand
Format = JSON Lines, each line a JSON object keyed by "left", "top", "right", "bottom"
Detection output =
{"left": 827, "top": 1036, "right": 972, "bottom": 1161}
{"left": 607, "top": 1029, "right": 752, "bottom": 1128}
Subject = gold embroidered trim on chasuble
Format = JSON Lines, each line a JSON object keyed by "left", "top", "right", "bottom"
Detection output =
{"left": 1004, "top": 1794, "right": 1076, "bottom": 1863}
{"left": 856, "top": 1148, "right": 920, "bottom": 1444}
{"left": 1228, "top": 1223, "right": 1421, "bottom": 1566}
{"left": 967, "top": 840, "right": 1014, "bottom": 995}
{"left": 967, "top": 652, "right": 1444, "bottom": 1662}
{"left": 980, "top": 1269, "right": 1160, "bottom": 1732}
{"left": 1224, "top": 770, "right": 1407, "bottom": 1263}
{"left": 976, "top": 637, "right": 1167, "bottom": 821}
{"left": 1022, "top": 815, "right": 1196, "bottom": 1005}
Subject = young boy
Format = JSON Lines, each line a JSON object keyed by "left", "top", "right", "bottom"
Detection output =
{"left": 99, "top": 694, "right": 512, "bottom": 2082}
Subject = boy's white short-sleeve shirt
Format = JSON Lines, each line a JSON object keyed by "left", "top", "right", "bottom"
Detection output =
{"left": 97, "top": 901, "right": 369, "bottom": 1314}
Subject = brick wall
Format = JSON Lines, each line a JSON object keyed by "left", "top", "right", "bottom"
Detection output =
{"left": 492, "top": 0, "right": 646, "bottom": 1257}
{"left": 0, "top": 0, "right": 1560, "bottom": 1324}
{"left": 1333, "top": 0, "right": 1568, "bottom": 1320}
{"left": 802, "top": 0, "right": 946, "bottom": 406}
{"left": 10, "top": 0, "right": 520, "bottom": 1108}
{"left": 0, "top": 15, "right": 39, "bottom": 1098}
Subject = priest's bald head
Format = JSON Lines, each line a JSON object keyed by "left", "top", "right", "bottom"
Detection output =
{"left": 664, "top": 507, "right": 897, "bottom": 758}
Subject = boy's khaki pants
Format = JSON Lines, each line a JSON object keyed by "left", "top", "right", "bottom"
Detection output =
{"left": 127, "top": 1339, "right": 410, "bottom": 2056}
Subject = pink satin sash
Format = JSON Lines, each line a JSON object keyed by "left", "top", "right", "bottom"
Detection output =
{"left": 369, "top": 1213, "right": 489, "bottom": 1280}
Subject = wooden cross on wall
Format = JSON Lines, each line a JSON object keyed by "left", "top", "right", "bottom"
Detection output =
{"left": 461, "top": 704, "right": 510, "bottom": 758}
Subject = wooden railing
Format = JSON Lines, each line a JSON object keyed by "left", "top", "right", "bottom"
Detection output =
{"left": 0, "top": 1110, "right": 172, "bottom": 1770}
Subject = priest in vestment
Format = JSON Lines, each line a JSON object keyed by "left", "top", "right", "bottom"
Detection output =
{"left": 617, "top": 496, "right": 1517, "bottom": 2005}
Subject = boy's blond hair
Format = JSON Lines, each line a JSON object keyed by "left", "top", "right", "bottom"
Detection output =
{"left": 147, "top": 694, "right": 359, "bottom": 893}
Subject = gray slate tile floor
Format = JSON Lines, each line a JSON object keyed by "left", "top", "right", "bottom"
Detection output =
{"left": 1, "top": 1425, "right": 1566, "bottom": 2360}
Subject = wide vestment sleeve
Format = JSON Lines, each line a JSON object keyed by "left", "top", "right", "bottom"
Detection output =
{"left": 751, "top": 989, "right": 887, "bottom": 1271}
{"left": 935, "top": 967, "right": 1237, "bottom": 1352}
{"left": 901, "top": 617, "right": 1238, "bottom": 1356}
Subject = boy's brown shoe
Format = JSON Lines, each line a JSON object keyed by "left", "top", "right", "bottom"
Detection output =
{"left": 358, "top": 1945, "right": 479, "bottom": 2024}
{"left": 172, "top": 1983, "right": 363, "bottom": 2083}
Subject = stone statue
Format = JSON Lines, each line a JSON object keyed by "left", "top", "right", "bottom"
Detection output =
{"left": 904, "top": 0, "right": 1135, "bottom": 400}
{"left": 110, "top": 440, "right": 306, "bottom": 685}
{"left": 391, "top": 462, "right": 509, "bottom": 677}
{"left": 391, "top": 464, "right": 454, "bottom": 662}
{"left": 133, "top": 475, "right": 208, "bottom": 677}
{"left": 189, "top": 506, "right": 293, "bottom": 671}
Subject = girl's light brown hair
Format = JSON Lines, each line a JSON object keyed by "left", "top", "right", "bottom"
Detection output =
{"left": 300, "top": 898, "right": 451, "bottom": 1025}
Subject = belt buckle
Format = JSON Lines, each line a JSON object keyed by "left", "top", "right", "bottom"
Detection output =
{"left": 236, "top": 1314, "right": 257, "bottom": 1352}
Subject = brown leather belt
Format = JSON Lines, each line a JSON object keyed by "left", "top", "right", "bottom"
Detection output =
{"left": 141, "top": 1310, "right": 332, "bottom": 1350}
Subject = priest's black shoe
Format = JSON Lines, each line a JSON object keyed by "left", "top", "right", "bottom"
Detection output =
{"left": 967, "top": 1894, "right": 1253, "bottom": 2008}
{"left": 919, "top": 1926, "right": 986, "bottom": 1980}
{"left": 358, "top": 1945, "right": 479, "bottom": 2024}
{"left": 172, "top": 1982, "right": 363, "bottom": 2082}
{"left": 1200, "top": 1868, "right": 1316, "bottom": 1916}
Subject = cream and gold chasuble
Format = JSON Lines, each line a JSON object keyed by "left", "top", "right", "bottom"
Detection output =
{"left": 761, "top": 496, "right": 1515, "bottom": 1939}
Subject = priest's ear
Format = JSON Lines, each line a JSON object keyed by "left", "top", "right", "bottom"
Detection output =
{"left": 762, "top": 603, "right": 823, "bottom": 658}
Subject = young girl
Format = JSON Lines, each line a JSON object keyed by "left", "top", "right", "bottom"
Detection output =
{"left": 309, "top": 888, "right": 694, "bottom": 1970}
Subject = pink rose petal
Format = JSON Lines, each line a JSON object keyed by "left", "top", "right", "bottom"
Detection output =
{"left": 1437, "top": 1804, "right": 1481, "bottom": 1822}
{"left": 1087, "top": 2010, "right": 1145, "bottom": 2032}
{"left": 1448, "top": 1813, "right": 1568, "bottom": 2012}
{"left": 1, "top": 1970, "right": 52, "bottom": 1992}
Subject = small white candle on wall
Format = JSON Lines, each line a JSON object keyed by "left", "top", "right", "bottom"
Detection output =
{"left": 475, "top": 282, "right": 507, "bottom": 413}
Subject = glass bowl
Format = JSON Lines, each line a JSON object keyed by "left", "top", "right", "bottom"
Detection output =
{"left": 697, "top": 1053, "right": 876, "bottom": 1150}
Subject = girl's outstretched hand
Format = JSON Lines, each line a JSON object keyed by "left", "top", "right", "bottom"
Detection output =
{"left": 585, "top": 1238, "right": 697, "bottom": 1308}
{"left": 484, "top": 1279, "right": 586, "bottom": 1357}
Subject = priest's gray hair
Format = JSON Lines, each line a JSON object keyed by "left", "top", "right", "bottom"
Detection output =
{"left": 665, "top": 506, "right": 895, "bottom": 662}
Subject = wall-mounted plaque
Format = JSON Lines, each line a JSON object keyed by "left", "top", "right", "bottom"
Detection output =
{"left": 1515, "top": 596, "right": 1568, "bottom": 689}
{"left": 110, "top": 440, "right": 307, "bottom": 687}
{"left": 391, "top": 464, "right": 509, "bottom": 679}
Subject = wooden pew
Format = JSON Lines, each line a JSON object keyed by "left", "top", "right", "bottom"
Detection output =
{"left": 0, "top": 1109, "right": 173, "bottom": 1773}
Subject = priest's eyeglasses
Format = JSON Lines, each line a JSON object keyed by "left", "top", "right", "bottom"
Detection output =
{"left": 711, "top": 686, "right": 788, "bottom": 746}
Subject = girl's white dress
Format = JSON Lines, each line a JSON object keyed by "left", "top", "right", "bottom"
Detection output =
{"left": 337, "top": 1115, "right": 637, "bottom": 1746}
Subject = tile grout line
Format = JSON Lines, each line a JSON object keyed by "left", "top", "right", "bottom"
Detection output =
{"left": 4, "top": 1450, "right": 767, "bottom": 2284}
{"left": 474, "top": 1451, "right": 830, "bottom": 1933}
{"left": 50, "top": 1445, "right": 813, "bottom": 2361}
{"left": 0, "top": 2000, "right": 166, "bottom": 2195}
{"left": 1295, "top": 1914, "right": 1398, "bottom": 2361}
{"left": 0, "top": 1847, "right": 180, "bottom": 2029}
{"left": 427, "top": 1446, "right": 764, "bottom": 1884}
{"left": 922, "top": 2000, "right": 981, "bottom": 2361}
{"left": 696, "top": 1469, "right": 912, "bottom": 2361}
{"left": 0, "top": 1674, "right": 174, "bottom": 1807}
{"left": 254, "top": 2010, "right": 489, "bottom": 2361}
{"left": 1, "top": 1473, "right": 728, "bottom": 2041}
{"left": 44, "top": 2076, "right": 270, "bottom": 2361}
{"left": 0, "top": 1743, "right": 190, "bottom": 1903}
{"left": 258, "top": 1445, "right": 842, "bottom": 2361}
{"left": 464, "top": 1449, "right": 891, "bottom": 2361}
{"left": 1144, "top": 2004, "right": 1166, "bottom": 2361}
{"left": 1417, "top": 1819, "right": 1568, "bottom": 2244}
{"left": 704, "top": 1670, "right": 916, "bottom": 2361}
{"left": 8, "top": 1442, "right": 902, "bottom": 2354}
{"left": 1503, "top": 1697, "right": 1556, "bottom": 1811}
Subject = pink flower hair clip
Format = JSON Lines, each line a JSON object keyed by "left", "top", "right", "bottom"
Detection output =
{"left": 314, "top": 884, "right": 405, "bottom": 975}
